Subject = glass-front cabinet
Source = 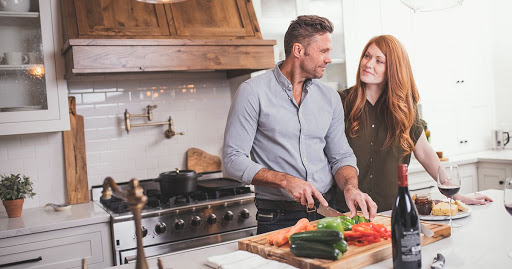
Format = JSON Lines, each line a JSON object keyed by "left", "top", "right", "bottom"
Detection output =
{"left": 0, "top": 0, "right": 68, "bottom": 135}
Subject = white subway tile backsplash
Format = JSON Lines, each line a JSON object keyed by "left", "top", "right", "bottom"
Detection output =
{"left": 83, "top": 92, "right": 107, "bottom": 104}
{"left": 93, "top": 80, "right": 117, "bottom": 92}
{"left": 68, "top": 81, "right": 94, "bottom": 93}
{"left": 7, "top": 146, "right": 35, "bottom": 160}
{"left": 59, "top": 73, "right": 233, "bottom": 195}
{"left": 0, "top": 159, "right": 23, "bottom": 172}
{"left": 20, "top": 133, "right": 48, "bottom": 146}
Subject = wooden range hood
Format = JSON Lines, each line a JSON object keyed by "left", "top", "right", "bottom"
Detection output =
{"left": 60, "top": 0, "right": 276, "bottom": 79}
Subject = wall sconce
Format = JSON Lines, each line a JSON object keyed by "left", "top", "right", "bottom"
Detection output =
{"left": 401, "top": 0, "right": 463, "bottom": 12}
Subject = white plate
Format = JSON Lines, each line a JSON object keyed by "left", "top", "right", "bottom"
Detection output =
{"left": 419, "top": 207, "right": 471, "bottom": 221}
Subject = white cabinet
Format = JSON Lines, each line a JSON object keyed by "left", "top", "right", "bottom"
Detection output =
{"left": 408, "top": 170, "right": 436, "bottom": 196}
{"left": 478, "top": 162, "right": 512, "bottom": 191}
{"left": 252, "top": 0, "right": 347, "bottom": 90}
{"left": 0, "top": 0, "right": 69, "bottom": 135}
{"left": 0, "top": 222, "right": 113, "bottom": 269}
{"left": 459, "top": 163, "right": 478, "bottom": 195}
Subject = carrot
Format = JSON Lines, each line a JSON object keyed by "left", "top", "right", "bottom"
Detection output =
{"left": 306, "top": 224, "right": 316, "bottom": 231}
{"left": 274, "top": 218, "right": 310, "bottom": 247}
{"left": 267, "top": 227, "right": 290, "bottom": 245}
{"left": 285, "top": 218, "right": 310, "bottom": 238}
{"left": 273, "top": 229, "right": 290, "bottom": 246}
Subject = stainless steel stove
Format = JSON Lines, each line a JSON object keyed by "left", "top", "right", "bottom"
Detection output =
{"left": 91, "top": 177, "right": 257, "bottom": 265}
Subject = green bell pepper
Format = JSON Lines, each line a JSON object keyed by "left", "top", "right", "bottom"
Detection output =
{"left": 317, "top": 217, "right": 344, "bottom": 233}
{"left": 333, "top": 240, "right": 348, "bottom": 253}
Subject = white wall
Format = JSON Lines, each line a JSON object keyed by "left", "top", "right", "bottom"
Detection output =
{"left": 491, "top": 0, "right": 512, "bottom": 132}
{"left": 0, "top": 72, "right": 233, "bottom": 211}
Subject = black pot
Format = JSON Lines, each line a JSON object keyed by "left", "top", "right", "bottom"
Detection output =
{"left": 155, "top": 168, "right": 201, "bottom": 196}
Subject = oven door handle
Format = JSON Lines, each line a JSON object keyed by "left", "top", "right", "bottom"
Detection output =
{"left": 124, "top": 255, "right": 137, "bottom": 264}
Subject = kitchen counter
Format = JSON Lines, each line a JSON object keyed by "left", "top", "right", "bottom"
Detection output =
{"left": 408, "top": 149, "right": 512, "bottom": 173}
{"left": 0, "top": 201, "right": 110, "bottom": 239}
{"left": 110, "top": 189, "right": 511, "bottom": 269}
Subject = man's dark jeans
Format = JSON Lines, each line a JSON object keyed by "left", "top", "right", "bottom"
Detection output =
{"left": 255, "top": 198, "right": 337, "bottom": 234}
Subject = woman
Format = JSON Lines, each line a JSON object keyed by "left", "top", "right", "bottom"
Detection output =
{"left": 336, "top": 35, "right": 492, "bottom": 212}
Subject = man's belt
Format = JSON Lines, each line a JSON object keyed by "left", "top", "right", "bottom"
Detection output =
{"left": 254, "top": 186, "right": 336, "bottom": 212}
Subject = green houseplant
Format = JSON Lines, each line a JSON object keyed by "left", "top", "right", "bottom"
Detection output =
{"left": 0, "top": 174, "right": 36, "bottom": 218}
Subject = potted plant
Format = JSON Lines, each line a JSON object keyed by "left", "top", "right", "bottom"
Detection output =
{"left": 0, "top": 174, "right": 36, "bottom": 218}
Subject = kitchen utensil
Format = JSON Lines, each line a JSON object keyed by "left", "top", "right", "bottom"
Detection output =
{"left": 186, "top": 148, "right": 221, "bottom": 173}
{"left": 420, "top": 223, "right": 434, "bottom": 237}
{"left": 63, "top": 97, "right": 90, "bottom": 204}
{"left": 431, "top": 253, "right": 446, "bottom": 269}
{"left": 155, "top": 168, "right": 201, "bottom": 196}
{"left": 239, "top": 215, "right": 451, "bottom": 269}
{"left": 317, "top": 203, "right": 345, "bottom": 218}
{"left": 197, "top": 177, "right": 244, "bottom": 190}
{"left": 493, "top": 130, "right": 510, "bottom": 150}
{"left": 44, "top": 203, "right": 71, "bottom": 211}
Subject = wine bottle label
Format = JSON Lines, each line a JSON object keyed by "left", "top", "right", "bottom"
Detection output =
{"left": 400, "top": 230, "right": 421, "bottom": 262}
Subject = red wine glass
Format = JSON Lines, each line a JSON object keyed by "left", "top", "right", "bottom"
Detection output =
{"left": 437, "top": 164, "right": 461, "bottom": 228}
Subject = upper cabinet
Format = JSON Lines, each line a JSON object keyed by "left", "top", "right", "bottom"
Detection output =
{"left": 0, "top": 0, "right": 69, "bottom": 135}
{"left": 165, "top": 0, "right": 260, "bottom": 38}
{"left": 63, "top": 0, "right": 261, "bottom": 39}
{"left": 60, "top": 0, "right": 275, "bottom": 78}
{"left": 71, "top": 0, "right": 170, "bottom": 37}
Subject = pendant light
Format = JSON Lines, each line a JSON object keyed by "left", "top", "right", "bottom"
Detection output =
{"left": 136, "top": 0, "right": 188, "bottom": 3}
{"left": 400, "top": 0, "right": 464, "bottom": 12}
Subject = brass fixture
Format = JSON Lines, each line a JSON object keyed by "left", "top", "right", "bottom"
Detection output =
{"left": 100, "top": 177, "right": 165, "bottom": 269}
{"left": 165, "top": 117, "right": 184, "bottom": 139}
{"left": 124, "top": 106, "right": 184, "bottom": 139}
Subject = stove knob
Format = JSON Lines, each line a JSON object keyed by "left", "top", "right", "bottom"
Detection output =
{"left": 141, "top": 226, "right": 148, "bottom": 237}
{"left": 207, "top": 214, "right": 217, "bottom": 225}
{"left": 155, "top": 222, "right": 167, "bottom": 235}
{"left": 191, "top": 216, "right": 202, "bottom": 227}
{"left": 223, "top": 211, "right": 234, "bottom": 222}
{"left": 174, "top": 219, "right": 185, "bottom": 231}
{"left": 239, "top": 208, "right": 250, "bottom": 220}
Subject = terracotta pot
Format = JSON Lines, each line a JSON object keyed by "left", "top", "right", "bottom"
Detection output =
{"left": 2, "top": 198, "right": 24, "bottom": 218}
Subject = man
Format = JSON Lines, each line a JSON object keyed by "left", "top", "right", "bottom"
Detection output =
{"left": 223, "top": 15, "right": 377, "bottom": 234}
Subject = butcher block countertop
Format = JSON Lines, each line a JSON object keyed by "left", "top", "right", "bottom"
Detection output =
{"left": 0, "top": 201, "right": 110, "bottom": 239}
{"left": 111, "top": 189, "right": 511, "bottom": 269}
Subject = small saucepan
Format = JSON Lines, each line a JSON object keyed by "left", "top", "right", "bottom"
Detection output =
{"left": 155, "top": 168, "right": 201, "bottom": 196}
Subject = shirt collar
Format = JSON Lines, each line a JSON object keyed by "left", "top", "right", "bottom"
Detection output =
{"left": 273, "top": 61, "right": 313, "bottom": 92}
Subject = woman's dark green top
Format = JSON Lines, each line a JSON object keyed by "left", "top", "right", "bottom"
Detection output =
{"left": 336, "top": 88, "right": 424, "bottom": 212}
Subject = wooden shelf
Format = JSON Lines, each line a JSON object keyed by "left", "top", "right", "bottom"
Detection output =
{"left": 0, "top": 11, "right": 39, "bottom": 18}
{"left": 0, "top": 64, "right": 43, "bottom": 71}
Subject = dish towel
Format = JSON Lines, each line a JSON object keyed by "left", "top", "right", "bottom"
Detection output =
{"left": 206, "top": 250, "right": 297, "bottom": 269}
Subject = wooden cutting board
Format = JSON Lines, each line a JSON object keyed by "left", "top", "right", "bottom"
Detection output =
{"left": 186, "top": 148, "right": 221, "bottom": 173}
{"left": 239, "top": 214, "right": 451, "bottom": 269}
{"left": 62, "top": 97, "right": 89, "bottom": 204}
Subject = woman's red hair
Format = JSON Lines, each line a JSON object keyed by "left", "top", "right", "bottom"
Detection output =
{"left": 344, "top": 35, "right": 420, "bottom": 156}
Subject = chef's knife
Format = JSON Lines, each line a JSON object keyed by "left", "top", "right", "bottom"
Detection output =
{"left": 317, "top": 203, "right": 345, "bottom": 217}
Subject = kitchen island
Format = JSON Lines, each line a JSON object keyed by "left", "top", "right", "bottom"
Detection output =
{"left": 112, "top": 189, "right": 511, "bottom": 269}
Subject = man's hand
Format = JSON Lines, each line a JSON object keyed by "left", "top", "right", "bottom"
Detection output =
{"left": 282, "top": 175, "right": 328, "bottom": 209}
{"left": 454, "top": 193, "right": 493, "bottom": 205}
{"left": 344, "top": 185, "right": 378, "bottom": 221}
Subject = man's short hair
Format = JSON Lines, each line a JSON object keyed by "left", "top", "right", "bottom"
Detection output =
{"left": 284, "top": 15, "right": 334, "bottom": 58}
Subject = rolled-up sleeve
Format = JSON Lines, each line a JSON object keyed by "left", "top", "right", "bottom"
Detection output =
{"left": 223, "top": 82, "right": 264, "bottom": 185}
{"left": 324, "top": 93, "right": 358, "bottom": 175}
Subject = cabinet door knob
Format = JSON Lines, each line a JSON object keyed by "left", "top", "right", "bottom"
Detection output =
{"left": 499, "top": 180, "right": 505, "bottom": 185}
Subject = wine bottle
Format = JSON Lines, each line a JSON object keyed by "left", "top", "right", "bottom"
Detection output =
{"left": 391, "top": 164, "right": 421, "bottom": 269}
